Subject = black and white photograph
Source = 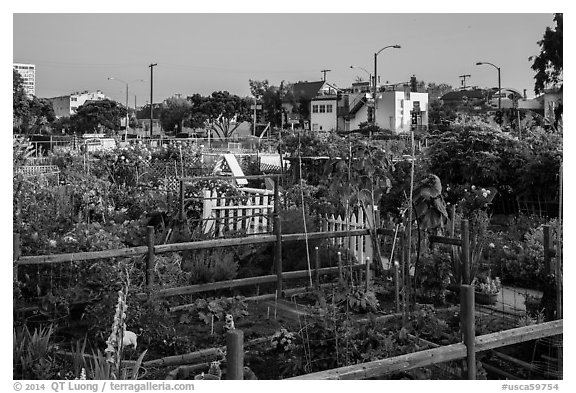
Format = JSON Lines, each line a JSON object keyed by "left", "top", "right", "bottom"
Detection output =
{"left": 9, "top": 3, "right": 567, "bottom": 388}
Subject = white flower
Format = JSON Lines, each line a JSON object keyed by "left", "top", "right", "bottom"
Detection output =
{"left": 482, "top": 192, "right": 489, "bottom": 198}
{"left": 48, "top": 239, "right": 57, "bottom": 247}
{"left": 489, "top": 243, "right": 495, "bottom": 248}
{"left": 471, "top": 185, "right": 476, "bottom": 190}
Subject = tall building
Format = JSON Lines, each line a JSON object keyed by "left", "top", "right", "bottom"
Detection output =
{"left": 13, "top": 63, "right": 36, "bottom": 97}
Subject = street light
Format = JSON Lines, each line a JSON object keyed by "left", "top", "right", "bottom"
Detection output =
{"left": 476, "top": 61, "right": 501, "bottom": 111}
{"left": 373, "top": 44, "right": 401, "bottom": 127}
{"left": 107, "top": 77, "right": 145, "bottom": 141}
{"left": 349, "top": 65, "right": 372, "bottom": 86}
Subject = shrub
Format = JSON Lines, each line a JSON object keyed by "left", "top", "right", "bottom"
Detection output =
{"left": 181, "top": 249, "right": 238, "bottom": 284}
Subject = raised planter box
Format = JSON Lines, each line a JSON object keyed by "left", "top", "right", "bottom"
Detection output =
{"left": 475, "top": 291, "right": 498, "bottom": 305}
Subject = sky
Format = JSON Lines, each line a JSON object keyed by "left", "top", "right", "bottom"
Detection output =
{"left": 11, "top": 8, "right": 559, "bottom": 106}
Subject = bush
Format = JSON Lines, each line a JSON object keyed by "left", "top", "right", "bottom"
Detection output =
{"left": 486, "top": 217, "right": 559, "bottom": 289}
{"left": 181, "top": 249, "right": 238, "bottom": 284}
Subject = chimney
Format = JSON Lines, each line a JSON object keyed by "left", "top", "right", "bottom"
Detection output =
{"left": 523, "top": 89, "right": 527, "bottom": 100}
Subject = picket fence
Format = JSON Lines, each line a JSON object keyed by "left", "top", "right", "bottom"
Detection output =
{"left": 322, "top": 210, "right": 373, "bottom": 264}
{"left": 201, "top": 187, "right": 373, "bottom": 264}
{"left": 202, "top": 188, "right": 275, "bottom": 236}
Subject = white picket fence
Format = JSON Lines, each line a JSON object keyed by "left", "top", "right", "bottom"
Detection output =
{"left": 322, "top": 209, "right": 373, "bottom": 264}
{"left": 201, "top": 188, "right": 374, "bottom": 265}
{"left": 202, "top": 187, "right": 275, "bottom": 236}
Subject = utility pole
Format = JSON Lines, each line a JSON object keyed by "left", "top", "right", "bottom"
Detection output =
{"left": 149, "top": 63, "right": 157, "bottom": 138}
{"left": 321, "top": 69, "right": 331, "bottom": 82}
{"left": 459, "top": 74, "right": 471, "bottom": 89}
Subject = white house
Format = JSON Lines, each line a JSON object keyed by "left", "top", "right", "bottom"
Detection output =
{"left": 49, "top": 90, "right": 108, "bottom": 118}
{"left": 310, "top": 95, "right": 339, "bottom": 131}
{"left": 310, "top": 88, "right": 429, "bottom": 133}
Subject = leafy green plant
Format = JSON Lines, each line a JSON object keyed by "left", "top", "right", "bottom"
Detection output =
{"left": 181, "top": 248, "right": 238, "bottom": 284}
{"left": 416, "top": 247, "right": 453, "bottom": 304}
{"left": 13, "top": 325, "right": 55, "bottom": 379}
{"left": 332, "top": 287, "right": 379, "bottom": 313}
{"left": 179, "top": 296, "right": 248, "bottom": 326}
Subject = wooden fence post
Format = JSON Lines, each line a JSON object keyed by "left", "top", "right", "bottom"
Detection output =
{"left": 274, "top": 178, "right": 283, "bottom": 296}
{"left": 461, "top": 219, "right": 470, "bottom": 284}
{"left": 461, "top": 284, "right": 476, "bottom": 379}
{"left": 146, "top": 226, "right": 155, "bottom": 289}
{"left": 13, "top": 232, "right": 21, "bottom": 281}
{"left": 314, "top": 246, "right": 320, "bottom": 290}
{"left": 365, "top": 256, "right": 371, "bottom": 291}
{"left": 226, "top": 329, "right": 244, "bottom": 380}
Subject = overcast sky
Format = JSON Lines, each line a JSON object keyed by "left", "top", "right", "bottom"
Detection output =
{"left": 12, "top": 10, "right": 558, "bottom": 104}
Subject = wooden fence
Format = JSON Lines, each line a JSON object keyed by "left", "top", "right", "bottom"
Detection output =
{"left": 202, "top": 187, "right": 275, "bottom": 235}
{"left": 288, "top": 319, "right": 563, "bottom": 380}
{"left": 323, "top": 210, "right": 373, "bottom": 264}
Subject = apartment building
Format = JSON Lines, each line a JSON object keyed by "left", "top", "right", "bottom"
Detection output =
{"left": 49, "top": 90, "right": 107, "bottom": 118}
{"left": 13, "top": 63, "right": 36, "bottom": 97}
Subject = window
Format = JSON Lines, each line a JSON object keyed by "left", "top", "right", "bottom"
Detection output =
{"left": 319, "top": 105, "right": 326, "bottom": 113}
{"left": 312, "top": 105, "right": 318, "bottom": 113}
{"left": 327, "top": 105, "right": 333, "bottom": 113}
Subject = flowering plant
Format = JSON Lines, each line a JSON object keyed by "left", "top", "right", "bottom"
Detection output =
{"left": 474, "top": 276, "right": 501, "bottom": 295}
{"left": 271, "top": 328, "right": 297, "bottom": 352}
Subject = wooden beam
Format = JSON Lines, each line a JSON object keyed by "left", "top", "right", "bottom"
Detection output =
{"left": 159, "top": 264, "right": 365, "bottom": 299}
{"left": 474, "top": 320, "right": 562, "bottom": 351}
{"left": 156, "top": 274, "right": 278, "bottom": 297}
{"left": 17, "top": 246, "right": 149, "bottom": 265}
{"left": 281, "top": 229, "right": 370, "bottom": 242}
{"left": 18, "top": 230, "right": 370, "bottom": 265}
{"left": 154, "top": 235, "right": 277, "bottom": 254}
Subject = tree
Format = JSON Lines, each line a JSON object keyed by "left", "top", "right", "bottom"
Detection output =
{"left": 13, "top": 69, "right": 29, "bottom": 132}
{"left": 199, "top": 91, "right": 251, "bottom": 138}
{"left": 52, "top": 116, "right": 74, "bottom": 135}
{"left": 186, "top": 94, "right": 210, "bottom": 128}
{"left": 530, "top": 13, "right": 562, "bottom": 94}
{"left": 159, "top": 96, "right": 192, "bottom": 133}
{"left": 70, "top": 99, "right": 124, "bottom": 134}
{"left": 426, "top": 82, "right": 454, "bottom": 102}
{"left": 25, "top": 97, "right": 56, "bottom": 134}
{"left": 249, "top": 79, "right": 285, "bottom": 127}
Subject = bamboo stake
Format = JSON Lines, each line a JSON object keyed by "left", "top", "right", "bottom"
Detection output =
{"left": 274, "top": 178, "right": 283, "bottom": 296}
{"left": 146, "top": 226, "right": 155, "bottom": 288}
{"left": 274, "top": 290, "right": 278, "bottom": 319}
{"left": 394, "top": 261, "right": 400, "bottom": 313}
{"left": 13, "top": 232, "right": 21, "bottom": 282}
{"left": 314, "top": 246, "right": 320, "bottom": 290}
{"left": 461, "top": 219, "right": 470, "bottom": 284}
{"left": 337, "top": 252, "right": 343, "bottom": 287}
{"left": 179, "top": 180, "right": 185, "bottom": 221}
{"left": 365, "top": 256, "right": 371, "bottom": 291}
{"left": 406, "top": 128, "right": 415, "bottom": 308}
{"left": 401, "top": 233, "right": 408, "bottom": 325}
